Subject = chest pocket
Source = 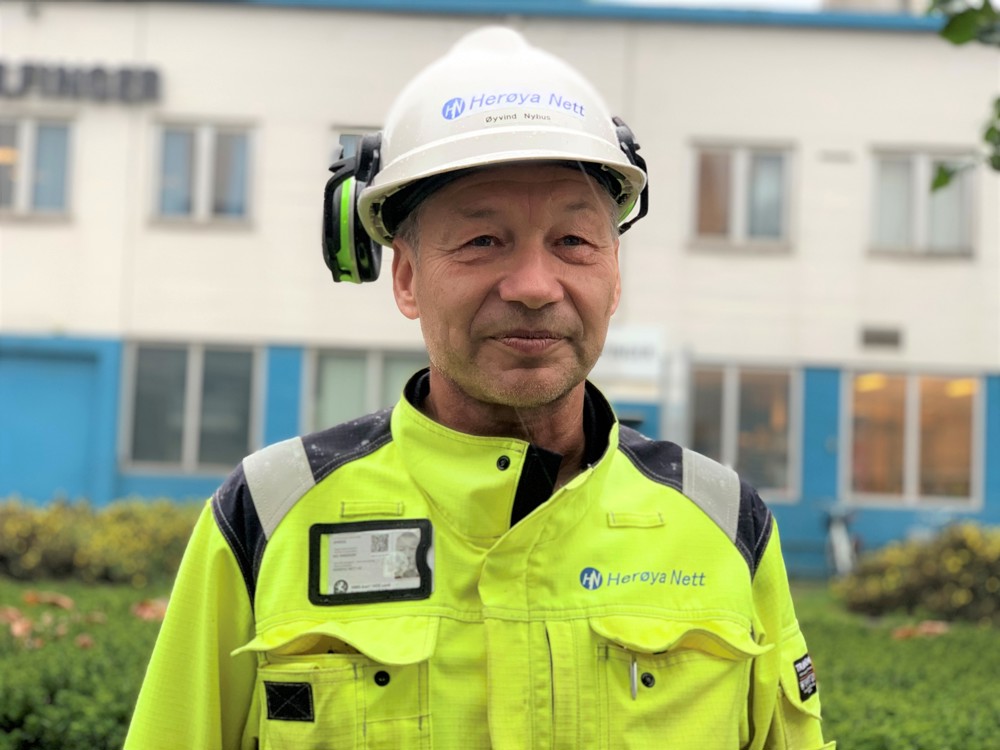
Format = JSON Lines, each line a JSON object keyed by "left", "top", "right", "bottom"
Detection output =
{"left": 236, "top": 615, "right": 437, "bottom": 750}
{"left": 589, "top": 615, "right": 771, "bottom": 750}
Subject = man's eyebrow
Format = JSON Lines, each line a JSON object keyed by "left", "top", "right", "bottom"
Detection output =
{"left": 564, "top": 200, "right": 602, "bottom": 213}
{"left": 455, "top": 206, "right": 499, "bottom": 220}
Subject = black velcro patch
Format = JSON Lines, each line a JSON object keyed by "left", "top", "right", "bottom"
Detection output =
{"left": 264, "top": 681, "right": 314, "bottom": 722}
{"left": 793, "top": 653, "right": 817, "bottom": 702}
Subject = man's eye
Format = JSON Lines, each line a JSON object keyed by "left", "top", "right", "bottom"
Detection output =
{"left": 467, "top": 236, "right": 496, "bottom": 247}
{"left": 559, "top": 236, "right": 586, "bottom": 247}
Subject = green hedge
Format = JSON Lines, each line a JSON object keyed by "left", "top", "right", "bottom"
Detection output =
{"left": 794, "top": 583, "right": 1000, "bottom": 750}
{"left": 834, "top": 522, "right": 1000, "bottom": 625}
{"left": 0, "top": 579, "right": 167, "bottom": 750}
{"left": 0, "top": 499, "right": 202, "bottom": 585}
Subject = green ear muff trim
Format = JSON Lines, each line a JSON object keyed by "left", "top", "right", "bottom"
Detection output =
{"left": 338, "top": 177, "right": 361, "bottom": 284}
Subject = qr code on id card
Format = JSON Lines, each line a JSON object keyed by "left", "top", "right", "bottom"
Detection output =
{"left": 371, "top": 533, "right": 389, "bottom": 553}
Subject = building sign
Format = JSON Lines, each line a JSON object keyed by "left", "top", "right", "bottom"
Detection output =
{"left": 591, "top": 325, "right": 665, "bottom": 383}
{"left": 0, "top": 62, "right": 160, "bottom": 103}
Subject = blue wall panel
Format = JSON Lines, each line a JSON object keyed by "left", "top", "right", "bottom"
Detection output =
{"left": 800, "top": 368, "right": 841, "bottom": 503}
{"left": 983, "top": 375, "right": 1000, "bottom": 526}
{"left": 264, "top": 346, "right": 304, "bottom": 445}
{"left": 612, "top": 400, "right": 660, "bottom": 440}
{"left": 770, "top": 367, "right": 841, "bottom": 577}
{"left": 0, "top": 336, "right": 121, "bottom": 504}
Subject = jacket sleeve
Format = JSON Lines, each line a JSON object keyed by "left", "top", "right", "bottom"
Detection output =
{"left": 124, "top": 500, "right": 257, "bottom": 750}
{"left": 751, "top": 520, "right": 836, "bottom": 750}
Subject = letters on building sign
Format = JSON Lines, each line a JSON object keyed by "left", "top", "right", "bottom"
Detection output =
{"left": 0, "top": 63, "right": 161, "bottom": 103}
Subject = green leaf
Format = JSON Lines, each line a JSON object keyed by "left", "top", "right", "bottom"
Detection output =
{"left": 941, "top": 8, "right": 988, "bottom": 43}
{"left": 984, "top": 125, "right": 1000, "bottom": 146}
{"left": 931, "top": 164, "right": 956, "bottom": 190}
{"left": 990, "top": 153, "right": 1000, "bottom": 170}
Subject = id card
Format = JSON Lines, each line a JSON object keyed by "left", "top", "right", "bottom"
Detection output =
{"left": 308, "top": 519, "right": 433, "bottom": 605}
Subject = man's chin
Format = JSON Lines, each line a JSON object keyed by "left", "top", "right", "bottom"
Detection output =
{"left": 469, "top": 371, "right": 579, "bottom": 410}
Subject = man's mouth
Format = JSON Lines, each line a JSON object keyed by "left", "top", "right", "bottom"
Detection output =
{"left": 492, "top": 330, "right": 563, "bottom": 354}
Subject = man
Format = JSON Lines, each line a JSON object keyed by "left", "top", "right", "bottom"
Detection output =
{"left": 126, "top": 26, "right": 833, "bottom": 749}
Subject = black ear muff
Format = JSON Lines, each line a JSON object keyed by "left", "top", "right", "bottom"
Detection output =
{"left": 612, "top": 116, "right": 649, "bottom": 235}
{"left": 322, "top": 133, "right": 383, "bottom": 283}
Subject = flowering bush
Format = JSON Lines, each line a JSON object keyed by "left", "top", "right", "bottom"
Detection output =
{"left": 834, "top": 523, "right": 1000, "bottom": 625}
{"left": 0, "top": 499, "right": 201, "bottom": 585}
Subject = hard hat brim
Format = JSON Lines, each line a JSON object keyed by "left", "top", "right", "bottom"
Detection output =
{"left": 358, "top": 126, "right": 647, "bottom": 248}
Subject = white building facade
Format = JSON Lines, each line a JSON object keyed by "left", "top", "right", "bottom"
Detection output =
{"left": 1, "top": 0, "right": 998, "bottom": 574}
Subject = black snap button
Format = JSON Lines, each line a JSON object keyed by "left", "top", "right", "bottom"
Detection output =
{"left": 496, "top": 455, "right": 511, "bottom": 471}
{"left": 641, "top": 672, "right": 655, "bottom": 688}
{"left": 374, "top": 670, "right": 390, "bottom": 687}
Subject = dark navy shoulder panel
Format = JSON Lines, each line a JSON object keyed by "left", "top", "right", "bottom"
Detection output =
{"left": 302, "top": 407, "right": 394, "bottom": 483}
{"left": 616, "top": 426, "right": 684, "bottom": 492}
{"left": 617, "top": 426, "right": 773, "bottom": 578}
{"left": 211, "top": 408, "right": 395, "bottom": 608}
{"left": 211, "top": 464, "right": 266, "bottom": 605}
{"left": 737, "top": 480, "right": 774, "bottom": 578}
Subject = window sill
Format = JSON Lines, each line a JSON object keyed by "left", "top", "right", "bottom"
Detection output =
{"left": 868, "top": 246, "right": 974, "bottom": 260}
{"left": 846, "top": 493, "right": 981, "bottom": 512}
{"left": 0, "top": 210, "right": 72, "bottom": 224}
{"left": 688, "top": 238, "right": 792, "bottom": 255}
{"left": 149, "top": 216, "right": 254, "bottom": 231}
{"left": 121, "top": 461, "right": 238, "bottom": 476}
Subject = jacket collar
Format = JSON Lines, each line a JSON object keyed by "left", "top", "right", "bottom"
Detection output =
{"left": 392, "top": 369, "right": 618, "bottom": 542}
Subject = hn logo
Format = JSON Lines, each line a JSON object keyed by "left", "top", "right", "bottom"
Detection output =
{"left": 579, "top": 567, "right": 603, "bottom": 590}
{"left": 441, "top": 97, "right": 466, "bottom": 120}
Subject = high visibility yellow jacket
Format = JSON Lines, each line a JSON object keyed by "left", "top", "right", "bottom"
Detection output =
{"left": 125, "top": 376, "right": 834, "bottom": 749}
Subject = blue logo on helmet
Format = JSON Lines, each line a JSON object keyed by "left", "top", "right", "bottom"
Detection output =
{"left": 441, "top": 97, "right": 466, "bottom": 120}
{"left": 580, "top": 567, "right": 603, "bottom": 590}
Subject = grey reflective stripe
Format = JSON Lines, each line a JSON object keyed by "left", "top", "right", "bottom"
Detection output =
{"left": 242, "top": 437, "right": 316, "bottom": 540}
{"left": 681, "top": 448, "right": 740, "bottom": 543}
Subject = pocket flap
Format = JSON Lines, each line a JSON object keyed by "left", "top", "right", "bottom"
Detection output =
{"left": 233, "top": 615, "right": 439, "bottom": 665}
{"left": 589, "top": 615, "right": 772, "bottom": 659}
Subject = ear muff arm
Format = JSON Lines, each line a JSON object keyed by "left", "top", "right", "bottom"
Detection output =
{"left": 613, "top": 116, "right": 649, "bottom": 235}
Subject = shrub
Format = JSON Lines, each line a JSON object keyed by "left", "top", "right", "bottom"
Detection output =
{"left": 834, "top": 522, "right": 1000, "bottom": 625}
{"left": 0, "top": 499, "right": 202, "bottom": 585}
{"left": 0, "top": 578, "right": 167, "bottom": 750}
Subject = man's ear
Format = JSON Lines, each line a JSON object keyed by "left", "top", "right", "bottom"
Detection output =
{"left": 391, "top": 239, "right": 420, "bottom": 320}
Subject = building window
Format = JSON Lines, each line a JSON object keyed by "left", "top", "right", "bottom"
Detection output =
{"left": 0, "top": 119, "right": 70, "bottom": 215}
{"left": 127, "top": 344, "right": 259, "bottom": 470}
{"left": 311, "top": 349, "right": 428, "bottom": 430}
{"left": 690, "top": 365, "right": 798, "bottom": 497}
{"left": 872, "top": 153, "right": 972, "bottom": 255}
{"left": 329, "top": 126, "right": 379, "bottom": 167}
{"left": 157, "top": 125, "right": 250, "bottom": 221}
{"left": 849, "top": 372, "right": 979, "bottom": 503}
{"left": 694, "top": 146, "right": 790, "bottom": 246}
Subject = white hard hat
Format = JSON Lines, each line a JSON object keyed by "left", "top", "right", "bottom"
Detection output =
{"left": 357, "top": 26, "right": 649, "bottom": 247}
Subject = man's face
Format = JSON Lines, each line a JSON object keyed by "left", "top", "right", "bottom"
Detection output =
{"left": 391, "top": 163, "right": 621, "bottom": 410}
{"left": 396, "top": 534, "right": 418, "bottom": 567}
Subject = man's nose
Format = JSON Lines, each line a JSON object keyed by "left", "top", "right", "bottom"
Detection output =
{"left": 496, "top": 240, "right": 565, "bottom": 309}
